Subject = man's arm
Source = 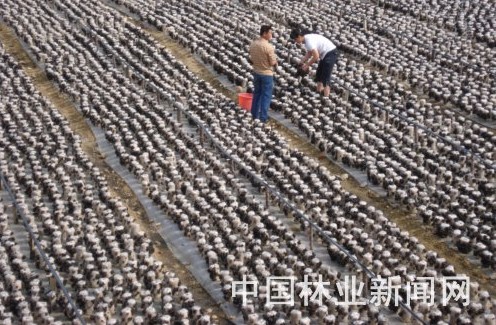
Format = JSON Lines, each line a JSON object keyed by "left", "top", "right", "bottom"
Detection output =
{"left": 248, "top": 43, "right": 255, "bottom": 65}
{"left": 269, "top": 46, "right": 277, "bottom": 66}
{"left": 302, "top": 49, "right": 319, "bottom": 70}
{"left": 299, "top": 51, "right": 312, "bottom": 65}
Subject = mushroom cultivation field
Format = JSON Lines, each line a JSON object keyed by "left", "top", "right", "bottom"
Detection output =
{"left": 0, "top": 0, "right": 494, "bottom": 324}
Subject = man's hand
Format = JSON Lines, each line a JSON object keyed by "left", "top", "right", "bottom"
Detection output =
{"left": 296, "top": 64, "right": 309, "bottom": 77}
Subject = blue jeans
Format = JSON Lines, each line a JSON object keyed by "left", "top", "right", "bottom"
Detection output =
{"left": 251, "top": 73, "right": 273, "bottom": 123}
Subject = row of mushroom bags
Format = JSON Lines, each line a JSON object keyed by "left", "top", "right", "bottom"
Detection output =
{"left": 113, "top": 0, "right": 495, "bottom": 269}
{"left": 0, "top": 0, "right": 495, "bottom": 324}
{"left": 0, "top": 46, "right": 208, "bottom": 324}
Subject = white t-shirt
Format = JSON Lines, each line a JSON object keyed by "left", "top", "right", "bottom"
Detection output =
{"left": 304, "top": 34, "right": 336, "bottom": 58}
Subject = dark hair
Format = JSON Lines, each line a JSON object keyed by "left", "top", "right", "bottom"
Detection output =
{"left": 290, "top": 28, "right": 311, "bottom": 40}
{"left": 260, "top": 25, "right": 272, "bottom": 36}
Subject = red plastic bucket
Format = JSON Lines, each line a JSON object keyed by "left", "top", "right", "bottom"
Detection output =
{"left": 238, "top": 93, "right": 253, "bottom": 111}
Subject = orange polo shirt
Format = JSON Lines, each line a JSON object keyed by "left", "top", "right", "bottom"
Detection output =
{"left": 249, "top": 37, "right": 277, "bottom": 76}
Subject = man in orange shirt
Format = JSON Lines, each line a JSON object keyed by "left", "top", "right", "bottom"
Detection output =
{"left": 249, "top": 25, "right": 277, "bottom": 123}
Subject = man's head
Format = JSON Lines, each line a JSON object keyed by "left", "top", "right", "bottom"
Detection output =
{"left": 260, "top": 25, "right": 273, "bottom": 40}
{"left": 290, "top": 28, "right": 305, "bottom": 44}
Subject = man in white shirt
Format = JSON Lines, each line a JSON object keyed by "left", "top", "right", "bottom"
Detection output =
{"left": 290, "top": 28, "right": 338, "bottom": 97}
